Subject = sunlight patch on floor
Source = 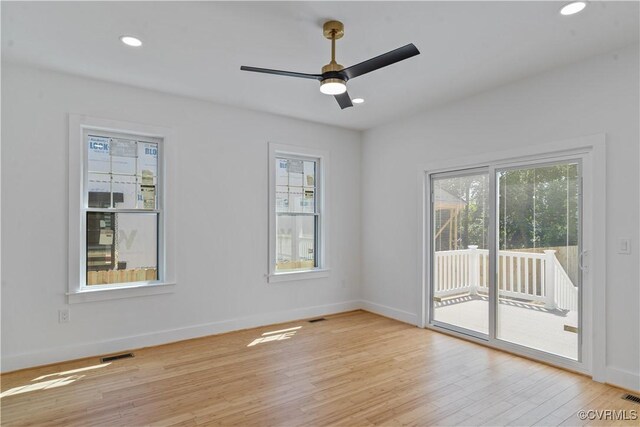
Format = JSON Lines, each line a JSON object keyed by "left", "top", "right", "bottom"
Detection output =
{"left": 247, "top": 326, "right": 301, "bottom": 347}
{"left": 1, "top": 375, "right": 85, "bottom": 398}
{"left": 32, "top": 362, "right": 111, "bottom": 381}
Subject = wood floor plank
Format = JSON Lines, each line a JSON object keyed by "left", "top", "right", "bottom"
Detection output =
{"left": 1, "top": 311, "right": 637, "bottom": 426}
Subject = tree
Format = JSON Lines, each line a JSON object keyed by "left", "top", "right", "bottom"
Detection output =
{"left": 434, "top": 164, "right": 578, "bottom": 251}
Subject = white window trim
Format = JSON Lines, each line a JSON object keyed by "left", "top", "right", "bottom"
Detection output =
{"left": 68, "top": 114, "right": 176, "bottom": 303}
{"left": 268, "top": 142, "right": 330, "bottom": 283}
{"left": 416, "top": 133, "right": 606, "bottom": 381}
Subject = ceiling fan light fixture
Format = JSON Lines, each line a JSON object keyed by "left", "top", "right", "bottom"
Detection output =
{"left": 320, "top": 78, "right": 347, "bottom": 95}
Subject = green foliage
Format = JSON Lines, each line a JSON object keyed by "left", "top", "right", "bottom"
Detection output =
{"left": 434, "top": 174, "right": 488, "bottom": 250}
{"left": 434, "top": 164, "right": 578, "bottom": 251}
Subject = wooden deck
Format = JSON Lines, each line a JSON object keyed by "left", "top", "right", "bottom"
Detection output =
{"left": 434, "top": 295, "right": 579, "bottom": 360}
{"left": 1, "top": 310, "right": 636, "bottom": 426}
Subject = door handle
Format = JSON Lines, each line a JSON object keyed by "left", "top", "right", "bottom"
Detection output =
{"left": 579, "top": 249, "right": 589, "bottom": 272}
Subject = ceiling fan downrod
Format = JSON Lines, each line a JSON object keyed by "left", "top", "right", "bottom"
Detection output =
{"left": 320, "top": 21, "right": 347, "bottom": 94}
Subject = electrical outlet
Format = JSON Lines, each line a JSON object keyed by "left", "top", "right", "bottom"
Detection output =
{"left": 59, "top": 308, "right": 70, "bottom": 323}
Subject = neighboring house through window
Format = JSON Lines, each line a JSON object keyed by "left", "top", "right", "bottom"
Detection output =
{"left": 84, "top": 131, "right": 162, "bottom": 287}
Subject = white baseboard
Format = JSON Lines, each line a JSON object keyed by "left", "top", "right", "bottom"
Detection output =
{"left": 1, "top": 300, "right": 361, "bottom": 373}
{"left": 359, "top": 300, "right": 418, "bottom": 325}
{"left": 606, "top": 366, "right": 640, "bottom": 392}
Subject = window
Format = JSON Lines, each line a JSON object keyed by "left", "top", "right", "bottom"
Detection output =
{"left": 68, "top": 115, "right": 174, "bottom": 303}
{"left": 268, "top": 143, "right": 329, "bottom": 282}
{"left": 84, "top": 131, "right": 161, "bottom": 286}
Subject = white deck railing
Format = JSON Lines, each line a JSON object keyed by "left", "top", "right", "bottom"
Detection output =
{"left": 276, "top": 235, "right": 315, "bottom": 261}
{"left": 434, "top": 246, "right": 578, "bottom": 311}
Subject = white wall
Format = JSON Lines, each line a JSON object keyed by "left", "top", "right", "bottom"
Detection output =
{"left": 1, "top": 63, "right": 362, "bottom": 371}
{"left": 361, "top": 45, "right": 639, "bottom": 390}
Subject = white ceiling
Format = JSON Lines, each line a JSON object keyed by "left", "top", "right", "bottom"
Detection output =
{"left": 2, "top": 1, "right": 638, "bottom": 130}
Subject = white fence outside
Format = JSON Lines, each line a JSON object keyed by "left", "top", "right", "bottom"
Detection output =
{"left": 434, "top": 246, "right": 578, "bottom": 311}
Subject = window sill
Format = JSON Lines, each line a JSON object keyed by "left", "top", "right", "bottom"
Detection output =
{"left": 67, "top": 282, "right": 176, "bottom": 304}
{"left": 267, "top": 269, "right": 330, "bottom": 283}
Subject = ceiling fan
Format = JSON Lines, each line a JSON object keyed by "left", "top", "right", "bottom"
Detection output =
{"left": 240, "top": 20, "right": 420, "bottom": 109}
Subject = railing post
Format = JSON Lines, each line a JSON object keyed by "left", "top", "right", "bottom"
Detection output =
{"left": 468, "top": 245, "right": 479, "bottom": 296}
{"left": 544, "top": 250, "right": 557, "bottom": 309}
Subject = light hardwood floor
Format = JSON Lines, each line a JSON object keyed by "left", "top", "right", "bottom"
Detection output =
{"left": 1, "top": 311, "right": 637, "bottom": 426}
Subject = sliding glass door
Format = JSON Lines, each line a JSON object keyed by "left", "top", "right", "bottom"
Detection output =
{"left": 429, "top": 158, "right": 582, "bottom": 363}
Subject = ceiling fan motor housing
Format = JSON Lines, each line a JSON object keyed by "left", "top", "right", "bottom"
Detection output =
{"left": 322, "top": 62, "right": 344, "bottom": 74}
{"left": 321, "top": 62, "right": 348, "bottom": 88}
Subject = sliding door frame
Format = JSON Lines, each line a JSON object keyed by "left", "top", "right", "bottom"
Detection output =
{"left": 429, "top": 167, "right": 490, "bottom": 341}
{"left": 418, "top": 134, "right": 606, "bottom": 380}
{"left": 493, "top": 156, "right": 584, "bottom": 360}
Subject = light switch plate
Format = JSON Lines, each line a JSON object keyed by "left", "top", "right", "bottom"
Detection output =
{"left": 618, "top": 238, "right": 631, "bottom": 254}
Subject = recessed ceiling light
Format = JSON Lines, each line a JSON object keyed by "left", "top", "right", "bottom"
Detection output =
{"left": 120, "top": 35, "right": 142, "bottom": 47}
{"left": 352, "top": 98, "right": 364, "bottom": 104}
{"left": 560, "top": 1, "right": 586, "bottom": 16}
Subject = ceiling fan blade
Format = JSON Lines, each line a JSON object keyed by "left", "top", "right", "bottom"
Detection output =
{"left": 342, "top": 43, "right": 420, "bottom": 80}
{"left": 334, "top": 91, "right": 353, "bottom": 109}
{"left": 240, "top": 66, "right": 322, "bottom": 81}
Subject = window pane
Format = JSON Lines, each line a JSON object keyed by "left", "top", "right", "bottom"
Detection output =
{"left": 275, "top": 214, "right": 316, "bottom": 272}
{"left": 288, "top": 159, "right": 304, "bottom": 186}
{"left": 276, "top": 159, "right": 289, "bottom": 186}
{"left": 138, "top": 142, "right": 158, "bottom": 178}
{"left": 86, "top": 135, "right": 158, "bottom": 210}
{"left": 138, "top": 142, "right": 158, "bottom": 210}
{"left": 431, "top": 172, "right": 489, "bottom": 336}
{"left": 86, "top": 212, "right": 158, "bottom": 285}
{"left": 88, "top": 172, "right": 111, "bottom": 208}
{"left": 112, "top": 176, "right": 137, "bottom": 209}
{"left": 275, "top": 157, "right": 317, "bottom": 214}
{"left": 303, "top": 187, "right": 315, "bottom": 213}
{"left": 110, "top": 138, "right": 137, "bottom": 175}
{"left": 276, "top": 185, "right": 289, "bottom": 212}
{"left": 497, "top": 163, "right": 580, "bottom": 360}
{"left": 303, "top": 161, "right": 315, "bottom": 186}
{"left": 288, "top": 187, "right": 304, "bottom": 213}
{"left": 139, "top": 176, "right": 157, "bottom": 210}
{"left": 87, "top": 136, "right": 111, "bottom": 173}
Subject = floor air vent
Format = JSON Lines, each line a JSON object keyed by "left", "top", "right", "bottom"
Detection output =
{"left": 623, "top": 394, "right": 640, "bottom": 404}
{"left": 100, "top": 352, "right": 134, "bottom": 363}
{"left": 308, "top": 317, "right": 327, "bottom": 323}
